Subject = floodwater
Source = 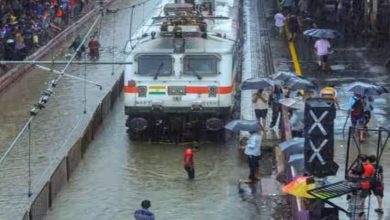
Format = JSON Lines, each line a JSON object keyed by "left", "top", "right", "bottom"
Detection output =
{"left": 44, "top": 96, "right": 289, "bottom": 220}
{"left": 0, "top": 0, "right": 162, "bottom": 218}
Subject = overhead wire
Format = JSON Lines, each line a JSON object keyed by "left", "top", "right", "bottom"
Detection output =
{"left": 111, "top": 8, "right": 117, "bottom": 75}
{"left": 0, "top": 7, "right": 104, "bottom": 180}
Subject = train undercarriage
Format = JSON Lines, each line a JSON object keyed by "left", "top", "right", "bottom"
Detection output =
{"left": 125, "top": 107, "right": 231, "bottom": 143}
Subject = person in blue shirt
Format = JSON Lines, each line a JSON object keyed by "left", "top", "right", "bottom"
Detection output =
{"left": 134, "top": 200, "right": 155, "bottom": 220}
{"left": 348, "top": 93, "right": 365, "bottom": 141}
{"left": 347, "top": 93, "right": 365, "bottom": 127}
{"left": 243, "top": 128, "right": 262, "bottom": 183}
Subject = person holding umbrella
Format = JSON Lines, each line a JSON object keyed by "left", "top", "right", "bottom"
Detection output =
{"left": 269, "top": 84, "right": 285, "bottom": 129}
{"left": 348, "top": 92, "right": 365, "bottom": 142}
{"left": 243, "top": 126, "right": 262, "bottom": 183}
{"left": 314, "top": 37, "right": 332, "bottom": 71}
{"left": 252, "top": 89, "right": 269, "bottom": 131}
{"left": 363, "top": 95, "right": 374, "bottom": 129}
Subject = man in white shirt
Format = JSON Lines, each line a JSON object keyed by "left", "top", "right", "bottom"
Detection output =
{"left": 314, "top": 38, "right": 331, "bottom": 71}
{"left": 274, "top": 12, "right": 286, "bottom": 37}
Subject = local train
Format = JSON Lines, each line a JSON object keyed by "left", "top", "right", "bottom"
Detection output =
{"left": 124, "top": 0, "right": 241, "bottom": 142}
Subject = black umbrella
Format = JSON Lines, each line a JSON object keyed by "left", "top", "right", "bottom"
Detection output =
{"left": 345, "top": 81, "right": 389, "bottom": 96}
{"left": 224, "top": 120, "right": 261, "bottom": 132}
{"left": 303, "top": 28, "right": 342, "bottom": 39}
{"left": 271, "top": 71, "right": 299, "bottom": 82}
{"left": 240, "top": 77, "right": 275, "bottom": 90}
{"left": 285, "top": 78, "right": 317, "bottom": 91}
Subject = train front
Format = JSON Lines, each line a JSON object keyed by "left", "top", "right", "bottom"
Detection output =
{"left": 124, "top": 1, "right": 239, "bottom": 142}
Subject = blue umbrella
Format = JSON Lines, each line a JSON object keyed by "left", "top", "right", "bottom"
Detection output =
{"left": 271, "top": 71, "right": 299, "bottom": 82}
{"left": 280, "top": 138, "right": 304, "bottom": 155}
{"left": 285, "top": 78, "right": 317, "bottom": 91}
{"left": 288, "top": 153, "right": 304, "bottom": 171}
{"left": 224, "top": 120, "right": 261, "bottom": 132}
{"left": 303, "top": 28, "right": 342, "bottom": 39}
{"left": 240, "top": 77, "right": 275, "bottom": 90}
{"left": 278, "top": 98, "right": 305, "bottom": 110}
{"left": 345, "top": 81, "right": 389, "bottom": 96}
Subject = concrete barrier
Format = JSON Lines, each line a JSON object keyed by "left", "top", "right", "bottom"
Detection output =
{"left": 67, "top": 139, "right": 82, "bottom": 179}
{"left": 49, "top": 158, "right": 67, "bottom": 207}
{"left": 22, "top": 212, "right": 29, "bottom": 220}
{"left": 23, "top": 69, "right": 124, "bottom": 220}
{"left": 101, "top": 92, "right": 112, "bottom": 118}
{"left": 30, "top": 182, "right": 50, "bottom": 220}
{"left": 81, "top": 121, "right": 93, "bottom": 157}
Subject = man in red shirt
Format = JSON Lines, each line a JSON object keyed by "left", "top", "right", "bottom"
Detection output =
{"left": 184, "top": 148, "right": 195, "bottom": 179}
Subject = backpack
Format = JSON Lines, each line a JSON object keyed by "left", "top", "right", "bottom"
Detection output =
{"left": 351, "top": 97, "right": 364, "bottom": 116}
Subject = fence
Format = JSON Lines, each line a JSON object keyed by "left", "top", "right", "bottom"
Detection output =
{"left": 24, "top": 71, "right": 124, "bottom": 220}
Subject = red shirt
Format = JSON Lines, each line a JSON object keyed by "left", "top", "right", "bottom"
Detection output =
{"left": 184, "top": 149, "right": 194, "bottom": 167}
{"left": 361, "top": 162, "right": 375, "bottom": 189}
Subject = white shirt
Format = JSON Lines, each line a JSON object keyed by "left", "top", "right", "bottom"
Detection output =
{"left": 314, "top": 39, "right": 331, "bottom": 56}
{"left": 244, "top": 133, "right": 262, "bottom": 157}
{"left": 274, "top": 13, "right": 286, "bottom": 28}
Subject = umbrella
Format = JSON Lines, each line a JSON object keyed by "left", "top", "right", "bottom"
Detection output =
{"left": 280, "top": 138, "right": 304, "bottom": 155}
{"left": 271, "top": 71, "right": 299, "bottom": 82}
{"left": 345, "top": 81, "right": 389, "bottom": 96}
{"left": 285, "top": 78, "right": 317, "bottom": 91}
{"left": 240, "top": 77, "right": 275, "bottom": 90}
{"left": 282, "top": 176, "right": 315, "bottom": 198}
{"left": 288, "top": 153, "right": 304, "bottom": 171}
{"left": 279, "top": 98, "right": 305, "bottom": 110}
{"left": 303, "top": 28, "right": 342, "bottom": 39}
{"left": 224, "top": 120, "right": 261, "bottom": 132}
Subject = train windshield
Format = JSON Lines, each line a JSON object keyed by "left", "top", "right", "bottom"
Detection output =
{"left": 183, "top": 55, "right": 218, "bottom": 76}
{"left": 137, "top": 55, "right": 173, "bottom": 76}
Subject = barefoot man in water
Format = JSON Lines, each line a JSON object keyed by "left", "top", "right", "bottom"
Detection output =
{"left": 184, "top": 148, "right": 195, "bottom": 179}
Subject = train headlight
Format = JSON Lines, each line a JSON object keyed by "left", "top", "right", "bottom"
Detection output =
{"left": 138, "top": 86, "right": 147, "bottom": 97}
{"left": 208, "top": 86, "right": 217, "bottom": 97}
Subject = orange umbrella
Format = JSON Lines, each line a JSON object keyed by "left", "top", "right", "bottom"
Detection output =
{"left": 282, "top": 176, "right": 315, "bottom": 198}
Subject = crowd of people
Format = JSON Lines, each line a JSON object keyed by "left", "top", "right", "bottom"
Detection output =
{"left": 0, "top": 0, "right": 90, "bottom": 72}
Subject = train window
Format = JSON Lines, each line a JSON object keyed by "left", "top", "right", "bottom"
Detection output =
{"left": 137, "top": 55, "right": 173, "bottom": 76}
{"left": 183, "top": 55, "right": 218, "bottom": 76}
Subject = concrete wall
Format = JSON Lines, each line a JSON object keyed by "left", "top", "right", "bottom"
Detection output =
{"left": 23, "top": 72, "right": 124, "bottom": 220}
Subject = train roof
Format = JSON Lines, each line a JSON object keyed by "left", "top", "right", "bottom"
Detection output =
{"left": 132, "top": 35, "right": 234, "bottom": 54}
{"left": 126, "top": 0, "right": 238, "bottom": 55}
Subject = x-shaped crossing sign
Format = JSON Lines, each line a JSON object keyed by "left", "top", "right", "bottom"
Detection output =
{"left": 308, "top": 139, "right": 328, "bottom": 165}
{"left": 308, "top": 110, "right": 329, "bottom": 136}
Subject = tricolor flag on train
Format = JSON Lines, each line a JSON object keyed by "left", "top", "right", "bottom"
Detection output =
{"left": 148, "top": 85, "right": 167, "bottom": 95}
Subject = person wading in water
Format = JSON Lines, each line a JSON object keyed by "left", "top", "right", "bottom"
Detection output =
{"left": 184, "top": 148, "right": 195, "bottom": 179}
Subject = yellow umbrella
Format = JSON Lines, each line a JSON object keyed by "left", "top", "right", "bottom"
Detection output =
{"left": 282, "top": 176, "right": 316, "bottom": 198}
